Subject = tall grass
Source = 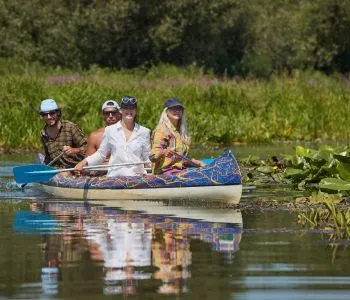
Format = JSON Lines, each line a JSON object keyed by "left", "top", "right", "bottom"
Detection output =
{"left": 1, "top": 59, "right": 350, "bottom": 152}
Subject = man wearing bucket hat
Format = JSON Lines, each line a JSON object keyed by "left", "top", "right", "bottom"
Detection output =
{"left": 40, "top": 99, "right": 87, "bottom": 170}
{"left": 85, "top": 100, "right": 121, "bottom": 157}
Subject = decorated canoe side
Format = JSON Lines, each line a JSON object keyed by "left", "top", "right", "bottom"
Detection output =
{"left": 40, "top": 150, "right": 242, "bottom": 203}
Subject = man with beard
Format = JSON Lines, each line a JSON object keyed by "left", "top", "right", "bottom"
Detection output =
{"left": 40, "top": 99, "right": 87, "bottom": 172}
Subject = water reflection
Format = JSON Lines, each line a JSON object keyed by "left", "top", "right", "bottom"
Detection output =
{"left": 14, "top": 200, "right": 242, "bottom": 296}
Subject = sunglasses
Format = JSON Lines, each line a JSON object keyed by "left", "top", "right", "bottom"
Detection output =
{"left": 103, "top": 110, "right": 119, "bottom": 116}
{"left": 41, "top": 111, "right": 57, "bottom": 117}
{"left": 121, "top": 96, "right": 137, "bottom": 106}
{"left": 168, "top": 106, "right": 183, "bottom": 111}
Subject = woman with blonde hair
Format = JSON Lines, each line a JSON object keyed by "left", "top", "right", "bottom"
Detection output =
{"left": 150, "top": 98, "right": 205, "bottom": 175}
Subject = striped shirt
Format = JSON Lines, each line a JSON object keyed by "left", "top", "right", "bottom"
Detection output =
{"left": 150, "top": 123, "right": 189, "bottom": 174}
{"left": 41, "top": 120, "right": 87, "bottom": 168}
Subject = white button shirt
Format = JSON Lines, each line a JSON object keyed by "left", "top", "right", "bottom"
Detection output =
{"left": 86, "top": 121, "right": 151, "bottom": 177}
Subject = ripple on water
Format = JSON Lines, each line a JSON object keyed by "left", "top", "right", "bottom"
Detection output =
{"left": 0, "top": 176, "right": 47, "bottom": 199}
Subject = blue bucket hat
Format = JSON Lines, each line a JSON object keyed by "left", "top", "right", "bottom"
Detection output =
{"left": 40, "top": 99, "right": 59, "bottom": 113}
{"left": 164, "top": 98, "right": 184, "bottom": 109}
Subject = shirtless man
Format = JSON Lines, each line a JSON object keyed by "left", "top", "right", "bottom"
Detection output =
{"left": 85, "top": 100, "right": 121, "bottom": 157}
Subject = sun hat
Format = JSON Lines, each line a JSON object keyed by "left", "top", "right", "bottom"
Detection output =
{"left": 101, "top": 100, "right": 120, "bottom": 111}
{"left": 164, "top": 98, "right": 184, "bottom": 109}
{"left": 40, "top": 99, "right": 59, "bottom": 113}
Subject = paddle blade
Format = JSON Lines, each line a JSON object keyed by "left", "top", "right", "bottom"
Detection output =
{"left": 13, "top": 164, "right": 57, "bottom": 184}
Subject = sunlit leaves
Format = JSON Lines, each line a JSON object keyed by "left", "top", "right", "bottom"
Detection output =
{"left": 320, "top": 178, "right": 350, "bottom": 192}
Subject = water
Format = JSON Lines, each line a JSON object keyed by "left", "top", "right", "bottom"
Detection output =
{"left": 1, "top": 147, "right": 350, "bottom": 299}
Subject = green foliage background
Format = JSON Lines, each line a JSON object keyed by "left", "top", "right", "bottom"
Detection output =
{"left": 1, "top": 0, "right": 350, "bottom": 151}
{"left": 1, "top": 0, "right": 350, "bottom": 76}
{"left": 0, "top": 59, "right": 349, "bottom": 151}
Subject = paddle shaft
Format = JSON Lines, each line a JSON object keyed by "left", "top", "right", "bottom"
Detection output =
{"left": 26, "top": 161, "right": 149, "bottom": 175}
{"left": 48, "top": 152, "right": 64, "bottom": 166}
{"left": 169, "top": 150, "right": 201, "bottom": 168}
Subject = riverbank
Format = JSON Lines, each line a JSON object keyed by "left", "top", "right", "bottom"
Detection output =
{"left": 1, "top": 59, "right": 350, "bottom": 152}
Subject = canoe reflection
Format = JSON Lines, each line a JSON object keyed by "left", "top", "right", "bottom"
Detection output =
{"left": 26, "top": 200, "right": 242, "bottom": 295}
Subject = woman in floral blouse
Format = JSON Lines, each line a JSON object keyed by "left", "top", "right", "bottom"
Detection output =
{"left": 150, "top": 98, "right": 205, "bottom": 175}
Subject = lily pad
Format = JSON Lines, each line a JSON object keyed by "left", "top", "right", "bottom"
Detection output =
{"left": 333, "top": 154, "right": 350, "bottom": 164}
{"left": 256, "top": 166, "right": 274, "bottom": 174}
{"left": 337, "top": 162, "right": 350, "bottom": 182}
{"left": 283, "top": 168, "right": 309, "bottom": 181}
{"left": 295, "top": 146, "right": 310, "bottom": 157}
{"left": 319, "top": 178, "right": 350, "bottom": 192}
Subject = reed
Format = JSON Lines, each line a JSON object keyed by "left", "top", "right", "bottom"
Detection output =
{"left": 297, "top": 194, "right": 350, "bottom": 241}
{"left": 1, "top": 60, "right": 350, "bottom": 152}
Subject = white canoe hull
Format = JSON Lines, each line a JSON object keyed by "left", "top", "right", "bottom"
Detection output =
{"left": 40, "top": 184, "right": 242, "bottom": 204}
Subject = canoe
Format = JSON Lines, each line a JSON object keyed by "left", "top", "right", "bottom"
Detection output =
{"left": 40, "top": 150, "right": 242, "bottom": 203}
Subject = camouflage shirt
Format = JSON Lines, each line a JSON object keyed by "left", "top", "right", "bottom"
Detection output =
{"left": 41, "top": 120, "right": 87, "bottom": 168}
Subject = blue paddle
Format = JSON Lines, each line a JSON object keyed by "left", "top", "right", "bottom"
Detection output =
{"left": 13, "top": 161, "right": 148, "bottom": 184}
{"left": 20, "top": 152, "right": 65, "bottom": 189}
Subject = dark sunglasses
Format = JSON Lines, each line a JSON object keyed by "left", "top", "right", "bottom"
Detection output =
{"left": 41, "top": 111, "right": 57, "bottom": 117}
{"left": 168, "top": 105, "right": 183, "bottom": 111}
{"left": 103, "top": 110, "right": 119, "bottom": 116}
{"left": 121, "top": 96, "right": 137, "bottom": 106}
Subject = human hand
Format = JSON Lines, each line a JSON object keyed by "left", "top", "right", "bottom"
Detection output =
{"left": 63, "top": 145, "right": 79, "bottom": 156}
{"left": 75, "top": 160, "right": 87, "bottom": 176}
{"left": 191, "top": 159, "right": 206, "bottom": 167}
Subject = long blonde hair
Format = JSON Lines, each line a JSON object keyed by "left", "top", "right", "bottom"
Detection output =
{"left": 156, "top": 108, "right": 191, "bottom": 146}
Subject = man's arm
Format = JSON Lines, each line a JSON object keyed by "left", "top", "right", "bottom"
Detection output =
{"left": 65, "top": 123, "right": 87, "bottom": 156}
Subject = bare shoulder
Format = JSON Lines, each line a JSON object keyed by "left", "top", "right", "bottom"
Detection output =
{"left": 88, "top": 127, "right": 105, "bottom": 137}
{"left": 86, "top": 128, "right": 105, "bottom": 156}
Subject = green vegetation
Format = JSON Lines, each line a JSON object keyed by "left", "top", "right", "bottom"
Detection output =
{"left": 1, "top": 60, "right": 350, "bottom": 152}
{"left": 1, "top": 0, "right": 350, "bottom": 77}
{"left": 297, "top": 192, "right": 350, "bottom": 242}
{"left": 242, "top": 145, "right": 350, "bottom": 241}
{"left": 1, "top": 1, "right": 350, "bottom": 150}
{"left": 243, "top": 145, "right": 350, "bottom": 194}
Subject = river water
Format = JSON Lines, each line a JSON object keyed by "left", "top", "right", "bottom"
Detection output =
{"left": 1, "top": 146, "right": 349, "bottom": 299}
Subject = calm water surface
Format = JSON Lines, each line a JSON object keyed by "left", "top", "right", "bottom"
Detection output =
{"left": 1, "top": 146, "right": 349, "bottom": 299}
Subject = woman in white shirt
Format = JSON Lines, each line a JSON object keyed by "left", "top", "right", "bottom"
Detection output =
{"left": 75, "top": 96, "right": 151, "bottom": 177}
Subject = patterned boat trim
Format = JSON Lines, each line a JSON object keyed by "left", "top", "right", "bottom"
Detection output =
{"left": 43, "top": 150, "right": 241, "bottom": 190}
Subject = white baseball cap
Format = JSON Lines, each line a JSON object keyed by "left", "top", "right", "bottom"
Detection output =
{"left": 40, "top": 99, "right": 59, "bottom": 113}
{"left": 102, "top": 100, "right": 120, "bottom": 111}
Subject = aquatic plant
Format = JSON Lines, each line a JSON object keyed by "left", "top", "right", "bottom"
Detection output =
{"left": 297, "top": 192, "right": 350, "bottom": 241}
{"left": 283, "top": 145, "right": 350, "bottom": 193}
{"left": 241, "top": 145, "right": 350, "bottom": 196}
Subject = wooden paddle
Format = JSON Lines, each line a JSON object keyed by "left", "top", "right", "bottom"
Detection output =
{"left": 13, "top": 161, "right": 149, "bottom": 184}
